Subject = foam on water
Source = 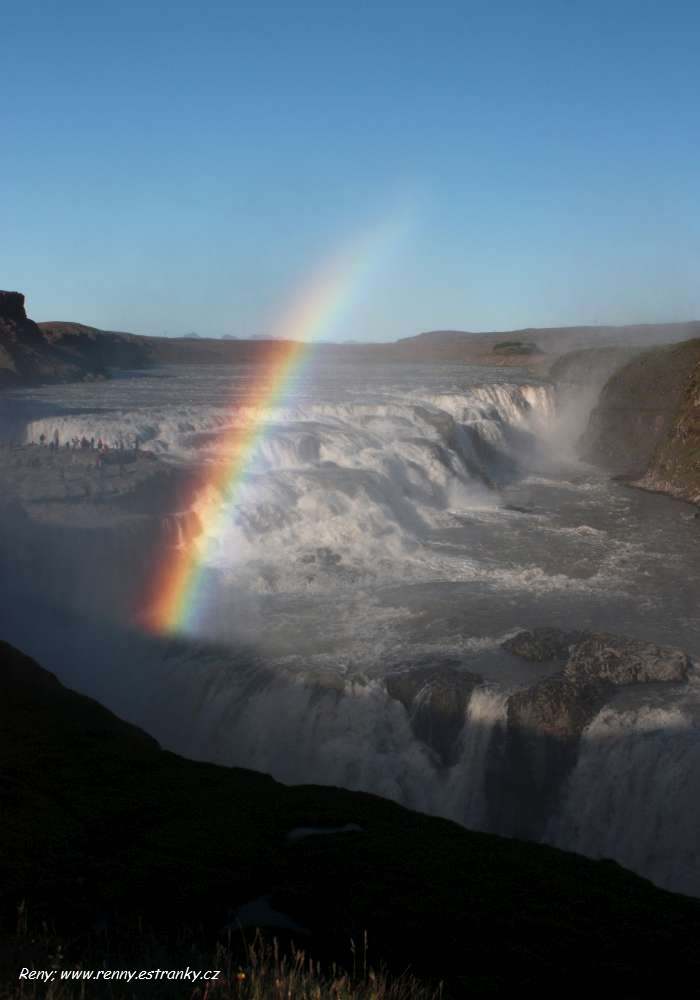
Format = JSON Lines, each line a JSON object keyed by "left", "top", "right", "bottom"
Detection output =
{"left": 5, "top": 362, "right": 700, "bottom": 896}
{"left": 545, "top": 682, "right": 700, "bottom": 896}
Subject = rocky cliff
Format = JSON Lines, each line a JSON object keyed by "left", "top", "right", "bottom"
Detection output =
{"left": 580, "top": 338, "right": 700, "bottom": 503}
{"left": 0, "top": 292, "right": 151, "bottom": 386}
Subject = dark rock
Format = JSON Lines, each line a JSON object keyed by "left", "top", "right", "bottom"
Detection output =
{"left": 502, "top": 503, "right": 539, "bottom": 515}
{"left": 386, "top": 661, "right": 482, "bottom": 765}
{"left": 565, "top": 634, "right": 690, "bottom": 686}
{"left": 0, "top": 291, "right": 27, "bottom": 322}
{"left": 496, "top": 630, "right": 692, "bottom": 840}
{"left": 502, "top": 627, "right": 586, "bottom": 663}
{"left": 508, "top": 673, "right": 610, "bottom": 742}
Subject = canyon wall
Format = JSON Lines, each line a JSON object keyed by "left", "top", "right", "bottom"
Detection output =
{"left": 581, "top": 338, "right": 700, "bottom": 503}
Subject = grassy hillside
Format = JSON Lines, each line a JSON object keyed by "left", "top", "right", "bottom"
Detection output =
{"left": 3, "top": 640, "right": 700, "bottom": 993}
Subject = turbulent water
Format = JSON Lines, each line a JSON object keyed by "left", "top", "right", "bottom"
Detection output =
{"left": 3, "top": 361, "right": 700, "bottom": 895}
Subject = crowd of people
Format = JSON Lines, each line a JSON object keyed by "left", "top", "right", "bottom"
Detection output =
{"left": 33, "top": 429, "right": 142, "bottom": 473}
{"left": 36, "top": 429, "right": 140, "bottom": 453}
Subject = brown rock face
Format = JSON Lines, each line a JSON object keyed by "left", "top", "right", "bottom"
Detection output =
{"left": 580, "top": 339, "right": 700, "bottom": 500}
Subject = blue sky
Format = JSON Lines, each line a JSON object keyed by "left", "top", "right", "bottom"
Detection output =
{"left": 3, "top": 1, "right": 699, "bottom": 341}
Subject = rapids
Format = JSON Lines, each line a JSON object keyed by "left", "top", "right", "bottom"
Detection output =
{"left": 2, "top": 361, "right": 699, "bottom": 896}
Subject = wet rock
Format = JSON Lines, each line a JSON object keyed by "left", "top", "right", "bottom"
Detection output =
{"left": 565, "top": 634, "right": 690, "bottom": 686}
{"left": 508, "top": 674, "right": 610, "bottom": 742}
{"left": 494, "top": 630, "right": 692, "bottom": 840}
{"left": 386, "top": 660, "right": 482, "bottom": 765}
{"left": 502, "top": 627, "right": 586, "bottom": 663}
{"left": 502, "top": 503, "right": 539, "bottom": 515}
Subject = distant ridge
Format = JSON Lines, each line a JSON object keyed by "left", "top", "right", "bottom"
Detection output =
{"left": 400, "top": 322, "right": 700, "bottom": 354}
{"left": 2, "top": 288, "right": 698, "bottom": 386}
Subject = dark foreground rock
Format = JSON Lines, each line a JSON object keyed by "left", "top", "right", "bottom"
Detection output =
{"left": 498, "top": 629, "right": 692, "bottom": 838}
{"left": 4, "top": 640, "right": 700, "bottom": 992}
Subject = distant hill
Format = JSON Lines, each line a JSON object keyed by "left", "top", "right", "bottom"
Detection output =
{"left": 397, "top": 322, "right": 700, "bottom": 359}
{"left": 3, "top": 288, "right": 698, "bottom": 386}
{"left": 4, "top": 637, "right": 700, "bottom": 990}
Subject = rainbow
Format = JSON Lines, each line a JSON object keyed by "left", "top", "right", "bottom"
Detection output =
{"left": 143, "top": 207, "right": 413, "bottom": 634}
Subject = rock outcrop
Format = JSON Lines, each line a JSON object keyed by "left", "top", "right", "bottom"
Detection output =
{"left": 385, "top": 660, "right": 482, "bottom": 764}
{"left": 636, "top": 347, "right": 700, "bottom": 505}
{"left": 498, "top": 629, "right": 692, "bottom": 838}
{"left": 565, "top": 633, "right": 689, "bottom": 686}
{"left": 502, "top": 626, "right": 585, "bottom": 663}
{"left": 0, "top": 292, "right": 151, "bottom": 386}
{"left": 506, "top": 633, "right": 689, "bottom": 746}
{"left": 580, "top": 338, "right": 700, "bottom": 502}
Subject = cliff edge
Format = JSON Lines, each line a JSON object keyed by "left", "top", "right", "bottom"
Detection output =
{"left": 580, "top": 338, "right": 700, "bottom": 504}
{"left": 0, "top": 292, "right": 151, "bottom": 386}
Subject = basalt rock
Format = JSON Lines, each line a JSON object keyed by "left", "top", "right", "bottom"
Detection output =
{"left": 564, "top": 634, "right": 690, "bottom": 686}
{"left": 385, "top": 660, "right": 482, "bottom": 765}
{"left": 502, "top": 627, "right": 586, "bottom": 663}
{"left": 496, "top": 631, "right": 692, "bottom": 840}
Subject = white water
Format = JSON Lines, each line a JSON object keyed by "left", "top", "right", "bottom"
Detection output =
{"left": 3, "top": 362, "right": 700, "bottom": 895}
{"left": 545, "top": 682, "right": 700, "bottom": 896}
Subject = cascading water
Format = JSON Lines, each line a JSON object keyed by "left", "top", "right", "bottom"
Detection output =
{"left": 2, "top": 362, "right": 700, "bottom": 897}
{"left": 544, "top": 691, "right": 700, "bottom": 896}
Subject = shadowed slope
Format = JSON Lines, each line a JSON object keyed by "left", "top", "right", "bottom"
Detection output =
{"left": 3, "top": 640, "right": 700, "bottom": 991}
